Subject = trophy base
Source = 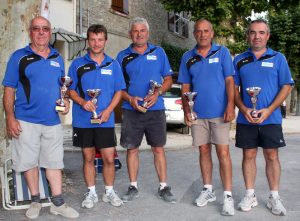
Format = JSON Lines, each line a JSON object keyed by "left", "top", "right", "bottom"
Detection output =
{"left": 91, "top": 118, "right": 101, "bottom": 124}
{"left": 139, "top": 106, "right": 147, "bottom": 113}
{"left": 55, "top": 105, "right": 66, "bottom": 112}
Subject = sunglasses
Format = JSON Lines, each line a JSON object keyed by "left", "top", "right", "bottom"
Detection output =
{"left": 31, "top": 26, "right": 51, "bottom": 33}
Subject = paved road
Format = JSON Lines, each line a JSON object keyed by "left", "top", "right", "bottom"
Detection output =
{"left": 1, "top": 133, "right": 300, "bottom": 221}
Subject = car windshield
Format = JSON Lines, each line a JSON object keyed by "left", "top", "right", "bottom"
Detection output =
{"left": 163, "top": 86, "right": 181, "bottom": 98}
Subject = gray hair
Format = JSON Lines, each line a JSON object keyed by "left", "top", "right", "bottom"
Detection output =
{"left": 193, "top": 18, "right": 214, "bottom": 32}
{"left": 247, "top": 19, "right": 270, "bottom": 34}
{"left": 129, "top": 17, "right": 149, "bottom": 31}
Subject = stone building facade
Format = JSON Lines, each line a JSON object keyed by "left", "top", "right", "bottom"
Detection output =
{"left": 77, "top": 0, "right": 196, "bottom": 58}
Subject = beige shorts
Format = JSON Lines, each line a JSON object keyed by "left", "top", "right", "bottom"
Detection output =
{"left": 12, "top": 120, "right": 64, "bottom": 172}
{"left": 191, "top": 117, "right": 230, "bottom": 147}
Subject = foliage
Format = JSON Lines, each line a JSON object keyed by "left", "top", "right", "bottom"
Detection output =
{"left": 268, "top": 3, "right": 300, "bottom": 86}
{"left": 161, "top": 41, "right": 188, "bottom": 72}
{"left": 159, "top": 0, "right": 300, "bottom": 82}
{"left": 159, "top": 0, "right": 269, "bottom": 54}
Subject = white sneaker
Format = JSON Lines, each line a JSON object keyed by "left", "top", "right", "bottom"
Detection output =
{"left": 195, "top": 188, "right": 216, "bottom": 207}
{"left": 102, "top": 191, "right": 123, "bottom": 207}
{"left": 238, "top": 193, "right": 258, "bottom": 211}
{"left": 82, "top": 191, "right": 98, "bottom": 208}
{"left": 266, "top": 195, "right": 286, "bottom": 216}
{"left": 222, "top": 195, "right": 235, "bottom": 216}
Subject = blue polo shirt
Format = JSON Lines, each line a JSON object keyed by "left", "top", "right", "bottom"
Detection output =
{"left": 69, "top": 53, "right": 126, "bottom": 128}
{"left": 2, "top": 45, "right": 64, "bottom": 126}
{"left": 233, "top": 48, "right": 294, "bottom": 125}
{"left": 178, "top": 43, "right": 235, "bottom": 119}
{"left": 116, "top": 43, "right": 173, "bottom": 110}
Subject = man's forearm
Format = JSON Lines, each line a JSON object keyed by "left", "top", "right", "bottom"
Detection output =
{"left": 268, "top": 85, "right": 292, "bottom": 112}
{"left": 3, "top": 87, "right": 16, "bottom": 119}
{"left": 225, "top": 76, "right": 235, "bottom": 108}
{"left": 69, "top": 90, "right": 85, "bottom": 106}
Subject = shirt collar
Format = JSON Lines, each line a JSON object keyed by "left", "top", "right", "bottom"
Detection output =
{"left": 84, "top": 52, "right": 112, "bottom": 66}
{"left": 128, "top": 42, "right": 155, "bottom": 54}
{"left": 192, "top": 43, "right": 220, "bottom": 56}
{"left": 246, "top": 47, "right": 275, "bottom": 57}
{"left": 25, "top": 44, "right": 59, "bottom": 58}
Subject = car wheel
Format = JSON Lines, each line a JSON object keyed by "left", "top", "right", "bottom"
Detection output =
{"left": 181, "top": 125, "right": 189, "bottom": 134}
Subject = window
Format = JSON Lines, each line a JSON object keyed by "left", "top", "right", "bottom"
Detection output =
{"left": 168, "top": 12, "right": 189, "bottom": 38}
{"left": 111, "top": 0, "right": 129, "bottom": 15}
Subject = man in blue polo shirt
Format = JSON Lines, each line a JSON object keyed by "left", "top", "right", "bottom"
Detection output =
{"left": 2, "top": 16, "right": 78, "bottom": 219}
{"left": 234, "top": 19, "right": 294, "bottom": 216}
{"left": 69, "top": 24, "right": 125, "bottom": 208}
{"left": 178, "top": 18, "right": 235, "bottom": 216}
{"left": 116, "top": 17, "right": 176, "bottom": 203}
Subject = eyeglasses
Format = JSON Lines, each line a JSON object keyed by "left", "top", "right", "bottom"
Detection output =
{"left": 31, "top": 26, "right": 51, "bottom": 33}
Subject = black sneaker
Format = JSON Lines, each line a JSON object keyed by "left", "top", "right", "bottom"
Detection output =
{"left": 122, "top": 185, "right": 139, "bottom": 202}
{"left": 158, "top": 186, "right": 176, "bottom": 203}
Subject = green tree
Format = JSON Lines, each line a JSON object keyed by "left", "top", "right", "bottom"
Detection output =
{"left": 268, "top": 2, "right": 300, "bottom": 114}
{"left": 159, "top": 0, "right": 300, "bottom": 114}
{"left": 159, "top": 0, "right": 269, "bottom": 53}
{"left": 161, "top": 41, "right": 188, "bottom": 72}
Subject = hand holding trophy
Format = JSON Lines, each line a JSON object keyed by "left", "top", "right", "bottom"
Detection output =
{"left": 183, "top": 92, "right": 197, "bottom": 123}
{"left": 246, "top": 87, "right": 261, "bottom": 119}
{"left": 87, "top": 89, "right": 101, "bottom": 124}
{"left": 56, "top": 75, "right": 72, "bottom": 112}
{"left": 140, "top": 80, "right": 162, "bottom": 113}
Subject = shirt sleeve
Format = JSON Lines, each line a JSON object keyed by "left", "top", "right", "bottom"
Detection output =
{"left": 2, "top": 53, "right": 20, "bottom": 88}
{"left": 68, "top": 61, "right": 78, "bottom": 90}
{"left": 113, "top": 60, "right": 126, "bottom": 91}
{"left": 277, "top": 53, "right": 294, "bottom": 87}
{"left": 178, "top": 54, "right": 191, "bottom": 84}
{"left": 160, "top": 48, "right": 173, "bottom": 77}
{"left": 221, "top": 47, "right": 235, "bottom": 78}
{"left": 233, "top": 56, "right": 241, "bottom": 86}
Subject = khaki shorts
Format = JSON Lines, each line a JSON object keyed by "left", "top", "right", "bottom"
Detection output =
{"left": 12, "top": 120, "right": 64, "bottom": 172}
{"left": 191, "top": 117, "right": 230, "bottom": 146}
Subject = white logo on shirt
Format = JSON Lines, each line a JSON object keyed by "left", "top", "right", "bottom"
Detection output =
{"left": 84, "top": 67, "right": 90, "bottom": 70}
{"left": 50, "top": 60, "right": 60, "bottom": 67}
{"left": 147, "top": 55, "right": 157, "bottom": 60}
{"left": 101, "top": 69, "right": 112, "bottom": 75}
{"left": 73, "top": 133, "right": 77, "bottom": 137}
{"left": 27, "top": 57, "right": 34, "bottom": 60}
{"left": 209, "top": 57, "right": 219, "bottom": 64}
{"left": 261, "top": 62, "right": 274, "bottom": 67}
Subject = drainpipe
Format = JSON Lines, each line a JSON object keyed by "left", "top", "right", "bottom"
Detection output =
{"left": 40, "top": 0, "right": 50, "bottom": 19}
{"left": 79, "top": 0, "right": 83, "bottom": 34}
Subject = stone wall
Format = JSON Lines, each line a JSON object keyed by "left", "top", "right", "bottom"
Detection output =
{"left": 0, "top": 0, "right": 40, "bottom": 164}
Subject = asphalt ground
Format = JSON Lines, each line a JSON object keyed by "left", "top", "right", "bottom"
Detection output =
{"left": 1, "top": 116, "right": 300, "bottom": 221}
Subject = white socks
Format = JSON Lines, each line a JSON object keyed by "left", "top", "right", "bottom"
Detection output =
{"left": 130, "top": 182, "right": 138, "bottom": 189}
{"left": 270, "top": 190, "right": 279, "bottom": 198}
{"left": 159, "top": 182, "right": 167, "bottom": 190}
{"left": 204, "top": 184, "right": 213, "bottom": 192}
{"left": 105, "top": 186, "right": 114, "bottom": 195}
{"left": 88, "top": 185, "right": 96, "bottom": 195}
{"left": 246, "top": 189, "right": 255, "bottom": 196}
{"left": 224, "top": 191, "right": 232, "bottom": 197}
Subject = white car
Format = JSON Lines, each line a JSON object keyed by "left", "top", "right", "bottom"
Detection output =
{"left": 163, "top": 84, "right": 189, "bottom": 134}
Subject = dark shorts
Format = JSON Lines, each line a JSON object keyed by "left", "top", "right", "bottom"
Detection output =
{"left": 73, "top": 127, "right": 117, "bottom": 149}
{"left": 120, "top": 109, "right": 166, "bottom": 149}
{"left": 235, "top": 123, "right": 286, "bottom": 149}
